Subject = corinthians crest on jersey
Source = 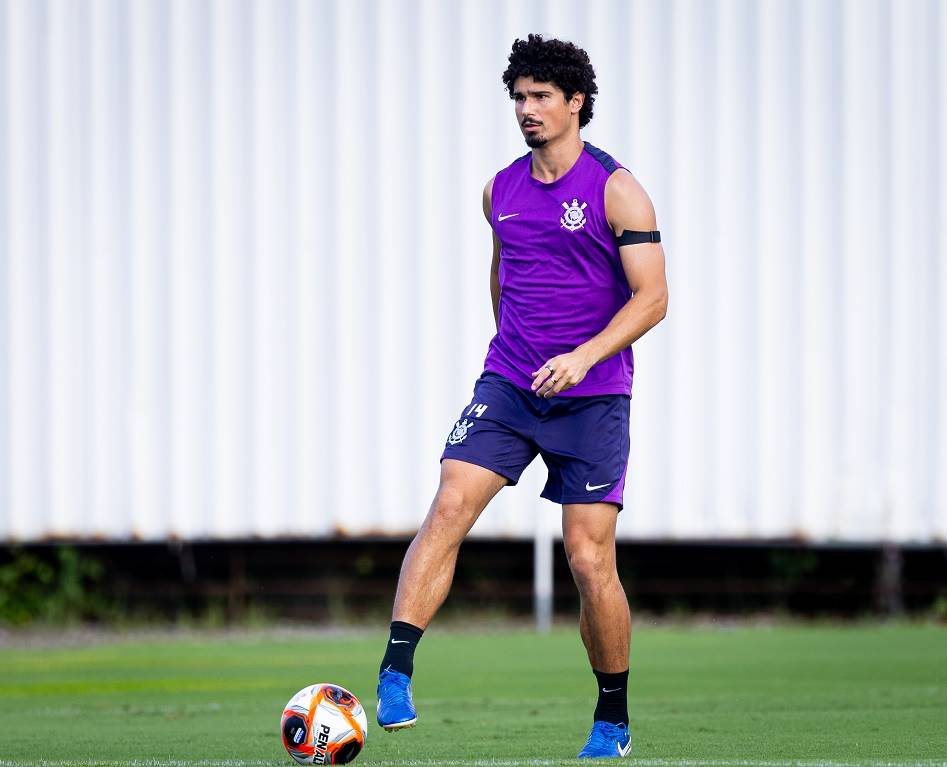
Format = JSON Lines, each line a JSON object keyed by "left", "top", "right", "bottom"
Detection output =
{"left": 560, "top": 198, "right": 588, "bottom": 232}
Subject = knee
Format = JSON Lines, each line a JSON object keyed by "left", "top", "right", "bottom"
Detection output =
{"left": 431, "top": 484, "right": 471, "bottom": 517}
{"left": 564, "top": 539, "right": 613, "bottom": 592}
{"left": 424, "top": 485, "right": 476, "bottom": 539}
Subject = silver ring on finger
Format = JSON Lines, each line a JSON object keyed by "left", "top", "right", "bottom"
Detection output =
{"left": 545, "top": 364, "right": 555, "bottom": 373}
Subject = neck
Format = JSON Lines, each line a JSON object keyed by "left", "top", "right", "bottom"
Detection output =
{"left": 529, "top": 132, "right": 584, "bottom": 183}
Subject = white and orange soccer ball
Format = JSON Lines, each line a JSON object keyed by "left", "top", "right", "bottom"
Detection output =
{"left": 280, "top": 683, "right": 368, "bottom": 765}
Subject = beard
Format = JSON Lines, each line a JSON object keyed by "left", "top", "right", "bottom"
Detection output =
{"left": 521, "top": 121, "right": 547, "bottom": 148}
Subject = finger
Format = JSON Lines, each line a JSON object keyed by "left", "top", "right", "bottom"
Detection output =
{"left": 538, "top": 373, "right": 564, "bottom": 398}
{"left": 530, "top": 361, "right": 555, "bottom": 390}
{"left": 531, "top": 361, "right": 555, "bottom": 378}
{"left": 533, "top": 375, "right": 550, "bottom": 396}
{"left": 556, "top": 373, "right": 582, "bottom": 395}
{"left": 547, "top": 368, "right": 578, "bottom": 397}
{"left": 530, "top": 371, "right": 548, "bottom": 391}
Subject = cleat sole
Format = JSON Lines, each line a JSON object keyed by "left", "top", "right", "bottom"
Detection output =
{"left": 380, "top": 718, "right": 417, "bottom": 731}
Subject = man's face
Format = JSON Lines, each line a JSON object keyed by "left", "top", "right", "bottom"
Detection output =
{"left": 512, "top": 76, "right": 582, "bottom": 148}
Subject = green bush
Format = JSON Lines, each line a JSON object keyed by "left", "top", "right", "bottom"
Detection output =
{"left": 0, "top": 546, "right": 112, "bottom": 626}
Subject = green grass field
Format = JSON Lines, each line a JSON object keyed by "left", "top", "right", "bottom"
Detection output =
{"left": 0, "top": 624, "right": 945, "bottom": 767}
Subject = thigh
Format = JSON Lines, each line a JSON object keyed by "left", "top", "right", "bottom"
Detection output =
{"left": 433, "top": 459, "right": 510, "bottom": 521}
{"left": 536, "top": 395, "right": 630, "bottom": 509}
{"left": 440, "top": 373, "right": 540, "bottom": 485}
{"left": 416, "top": 459, "right": 510, "bottom": 547}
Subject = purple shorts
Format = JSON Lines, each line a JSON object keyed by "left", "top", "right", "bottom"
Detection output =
{"left": 440, "top": 372, "right": 630, "bottom": 509}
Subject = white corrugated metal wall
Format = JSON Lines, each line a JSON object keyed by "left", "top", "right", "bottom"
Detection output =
{"left": 1, "top": 0, "right": 944, "bottom": 543}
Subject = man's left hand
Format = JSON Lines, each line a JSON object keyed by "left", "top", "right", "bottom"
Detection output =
{"left": 531, "top": 347, "right": 596, "bottom": 398}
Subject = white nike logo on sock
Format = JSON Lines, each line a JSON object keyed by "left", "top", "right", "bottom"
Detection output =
{"left": 601, "top": 687, "right": 622, "bottom": 693}
{"left": 390, "top": 639, "right": 411, "bottom": 644}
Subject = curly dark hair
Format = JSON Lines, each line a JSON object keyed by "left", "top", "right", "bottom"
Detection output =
{"left": 502, "top": 34, "right": 598, "bottom": 128}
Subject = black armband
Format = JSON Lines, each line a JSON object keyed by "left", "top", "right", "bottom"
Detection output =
{"left": 617, "top": 230, "right": 661, "bottom": 245}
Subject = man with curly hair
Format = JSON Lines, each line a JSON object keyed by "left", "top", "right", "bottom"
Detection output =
{"left": 376, "top": 34, "right": 668, "bottom": 758}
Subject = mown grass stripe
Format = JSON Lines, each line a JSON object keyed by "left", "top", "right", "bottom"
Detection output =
{"left": 3, "top": 760, "right": 947, "bottom": 767}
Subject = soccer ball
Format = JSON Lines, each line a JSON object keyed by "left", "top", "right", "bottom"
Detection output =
{"left": 280, "top": 683, "right": 368, "bottom": 765}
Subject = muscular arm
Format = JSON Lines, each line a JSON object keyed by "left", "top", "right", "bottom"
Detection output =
{"left": 483, "top": 176, "right": 501, "bottom": 330}
{"left": 531, "top": 170, "right": 669, "bottom": 397}
{"left": 580, "top": 170, "right": 668, "bottom": 362}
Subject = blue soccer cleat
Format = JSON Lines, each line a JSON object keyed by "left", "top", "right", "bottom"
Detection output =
{"left": 577, "top": 721, "right": 633, "bottom": 758}
{"left": 376, "top": 666, "right": 417, "bottom": 731}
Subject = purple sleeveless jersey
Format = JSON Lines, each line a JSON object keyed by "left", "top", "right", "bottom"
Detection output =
{"left": 484, "top": 142, "right": 634, "bottom": 397}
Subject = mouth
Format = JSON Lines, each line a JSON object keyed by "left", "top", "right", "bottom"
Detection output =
{"left": 522, "top": 122, "right": 542, "bottom": 132}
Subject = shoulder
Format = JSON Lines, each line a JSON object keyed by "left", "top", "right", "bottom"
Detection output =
{"left": 496, "top": 152, "right": 531, "bottom": 181}
{"left": 604, "top": 168, "right": 657, "bottom": 232}
{"left": 482, "top": 175, "right": 496, "bottom": 221}
{"left": 484, "top": 153, "right": 530, "bottom": 220}
{"left": 583, "top": 142, "right": 623, "bottom": 175}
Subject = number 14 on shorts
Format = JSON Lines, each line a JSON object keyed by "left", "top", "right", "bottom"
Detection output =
{"left": 465, "top": 403, "right": 489, "bottom": 418}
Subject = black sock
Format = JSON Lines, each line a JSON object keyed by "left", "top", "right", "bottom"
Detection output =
{"left": 593, "top": 669, "right": 629, "bottom": 726}
{"left": 379, "top": 621, "right": 424, "bottom": 678}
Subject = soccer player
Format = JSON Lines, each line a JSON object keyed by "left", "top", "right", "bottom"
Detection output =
{"left": 376, "top": 34, "right": 668, "bottom": 758}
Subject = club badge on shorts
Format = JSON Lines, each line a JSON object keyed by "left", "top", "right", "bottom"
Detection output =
{"left": 447, "top": 419, "right": 474, "bottom": 445}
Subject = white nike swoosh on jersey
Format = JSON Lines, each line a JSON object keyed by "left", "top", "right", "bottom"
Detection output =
{"left": 586, "top": 482, "right": 611, "bottom": 492}
{"left": 601, "top": 687, "right": 622, "bottom": 693}
{"left": 497, "top": 213, "right": 520, "bottom": 221}
{"left": 390, "top": 639, "right": 411, "bottom": 644}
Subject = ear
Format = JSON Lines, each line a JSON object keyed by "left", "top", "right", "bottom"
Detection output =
{"left": 570, "top": 92, "right": 585, "bottom": 116}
